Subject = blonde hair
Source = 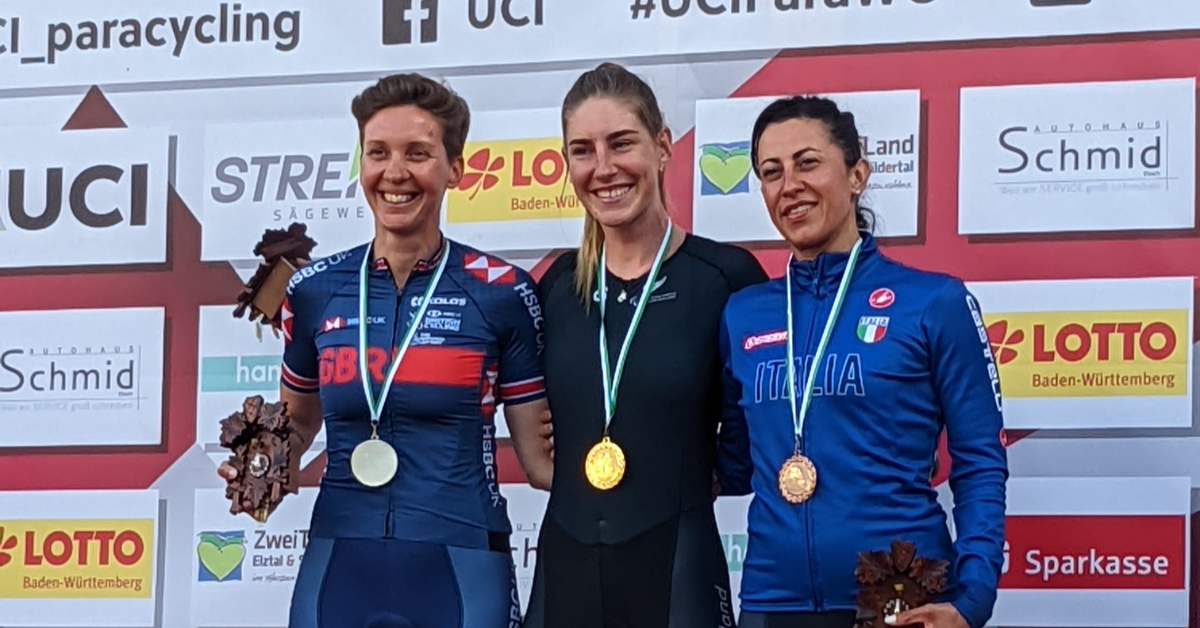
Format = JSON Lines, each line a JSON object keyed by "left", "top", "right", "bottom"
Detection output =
{"left": 562, "top": 62, "right": 668, "bottom": 304}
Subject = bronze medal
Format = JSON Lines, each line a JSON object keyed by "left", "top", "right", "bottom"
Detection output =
{"left": 778, "top": 453, "right": 817, "bottom": 504}
{"left": 585, "top": 436, "right": 626, "bottom": 490}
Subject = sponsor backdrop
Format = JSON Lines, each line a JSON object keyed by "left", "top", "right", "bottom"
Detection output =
{"left": 0, "top": 1, "right": 1198, "bottom": 627}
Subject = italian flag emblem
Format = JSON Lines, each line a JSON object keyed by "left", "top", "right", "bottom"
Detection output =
{"left": 857, "top": 316, "right": 889, "bottom": 343}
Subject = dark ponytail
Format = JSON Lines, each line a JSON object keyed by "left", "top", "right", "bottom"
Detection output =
{"left": 750, "top": 95, "right": 876, "bottom": 233}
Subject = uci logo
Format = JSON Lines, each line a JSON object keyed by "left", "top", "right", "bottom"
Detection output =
{"left": 1, "top": 164, "right": 149, "bottom": 231}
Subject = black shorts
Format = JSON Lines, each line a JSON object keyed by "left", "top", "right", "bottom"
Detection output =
{"left": 738, "top": 611, "right": 857, "bottom": 628}
{"left": 288, "top": 537, "right": 519, "bottom": 628}
{"left": 523, "top": 507, "right": 736, "bottom": 628}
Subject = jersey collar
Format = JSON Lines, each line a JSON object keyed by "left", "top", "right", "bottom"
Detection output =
{"left": 787, "top": 231, "right": 878, "bottom": 298}
{"left": 370, "top": 235, "right": 450, "bottom": 274}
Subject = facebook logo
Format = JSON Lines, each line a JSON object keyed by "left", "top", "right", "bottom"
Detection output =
{"left": 383, "top": 0, "right": 438, "bottom": 45}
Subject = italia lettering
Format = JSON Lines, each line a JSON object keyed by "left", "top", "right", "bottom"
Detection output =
{"left": 1031, "top": 321, "right": 1175, "bottom": 362}
{"left": 1025, "top": 548, "right": 1169, "bottom": 581}
{"left": 997, "top": 126, "right": 1164, "bottom": 175}
{"left": 3, "top": 165, "right": 148, "bottom": 230}
{"left": 211, "top": 153, "right": 358, "bottom": 203}
{"left": 753, "top": 353, "right": 865, "bottom": 404}
{"left": 23, "top": 530, "right": 143, "bottom": 566}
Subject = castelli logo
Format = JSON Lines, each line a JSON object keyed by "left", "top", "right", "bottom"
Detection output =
{"left": 868, "top": 288, "right": 895, "bottom": 309}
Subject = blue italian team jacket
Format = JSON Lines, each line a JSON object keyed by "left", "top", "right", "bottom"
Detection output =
{"left": 718, "top": 233, "right": 1008, "bottom": 628}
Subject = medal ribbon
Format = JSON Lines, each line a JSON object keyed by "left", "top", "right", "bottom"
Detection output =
{"left": 359, "top": 241, "right": 449, "bottom": 436}
{"left": 785, "top": 238, "right": 862, "bottom": 453}
{"left": 597, "top": 221, "right": 673, "bottom": 432}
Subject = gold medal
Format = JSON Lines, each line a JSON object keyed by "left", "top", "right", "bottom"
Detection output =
{"left": 778, "top": 453, "right": 817, "bottom": 504}
{"left": 585, "top": 436, "right": 626, "bottom": 490}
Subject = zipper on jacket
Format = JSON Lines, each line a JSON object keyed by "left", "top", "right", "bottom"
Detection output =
{"left": 803, "top": 266, "right": 823, "bottom": 610}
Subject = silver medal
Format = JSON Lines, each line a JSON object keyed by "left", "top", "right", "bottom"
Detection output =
{"left": 350, "top": 438, "right": 399, "bottom": 487}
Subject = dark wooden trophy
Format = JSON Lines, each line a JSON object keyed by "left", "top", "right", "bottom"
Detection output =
{"left": 233, "top": 222, "right": 317, "bottom": 333}
{"left": 220, "top": 224, "right": 317, "bottom": 522}
{"left": 854, "top": 540, "right": 949, "bottom": 628}
{"left": 219, "top": 396, "right": 297, "bottom": 523}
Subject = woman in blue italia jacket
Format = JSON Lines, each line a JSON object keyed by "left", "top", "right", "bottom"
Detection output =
{"left": 718, "top": 95, "right": 1008, "bottom": 628}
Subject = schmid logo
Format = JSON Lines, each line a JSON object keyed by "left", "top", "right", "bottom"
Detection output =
{"left": 0, "top": 345, "right": 140, "bottom": 405}
{"left": 698, "top": 142, "right": 752, "bottom": 196}
{"left": 996, "top": 119, "right": 1167, "bottom": 186}
{"left": 0, "top": 128, "right": 167, "bottom": 268}
{"left": 1000, "top": 515, "right": 1184, "bottom": 590}
{"left": 983, "top": 309, "right": 1187, "bottom": 398}
{"left": 209, "top": 143, "right": 364, "bottom": 224}
{"left": 383, "top": 0, "right": 438, "bottom": 44}
{"left": 446, "top": 138, "right": 583, "bottom": 223}
{"left": 0, "top": 308, "right": 164, "bottom": 448}
{"left": 0, "top": 519, "right": 153, "bottom": 599}
{"left": 957, "top": 79, "right": 1194, "bottom": 235}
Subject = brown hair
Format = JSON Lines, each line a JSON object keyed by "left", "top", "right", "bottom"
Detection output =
{"left": 561, "top": 62, "right": 668, "bottom": 303}
{"left": 352, "top": 73, "right": 471, "bottom": 161}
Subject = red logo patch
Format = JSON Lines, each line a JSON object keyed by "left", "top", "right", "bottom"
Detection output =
{"left": 321, "top": 317, "right": 347, "bottom": 333}
{"left": 743, "top": 330, "right": 787, "bottom": 352}
{"left": 464, "top": 253, "right": 515, "bottom": 284}
{"left": 868, "top": 288, "right": 895, "bottom": 309}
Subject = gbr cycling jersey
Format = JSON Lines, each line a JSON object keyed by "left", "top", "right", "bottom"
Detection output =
{"left": 719, "top": 233, "right": 1007, "bottom": 628}
{"left": 280, "top": 238, "right": 546, "bottom": 549}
